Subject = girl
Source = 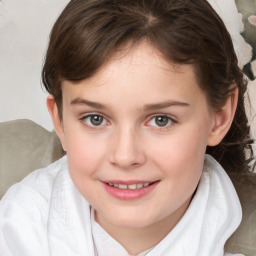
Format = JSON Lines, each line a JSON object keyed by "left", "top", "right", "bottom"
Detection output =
{"left": 0, "top": 0, "right": 255, "bottom": 255}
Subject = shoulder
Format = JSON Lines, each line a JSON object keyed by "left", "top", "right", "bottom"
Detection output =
{"left": 203, "top": 155, "right": 254, "bottom": 256}
{"left": 225, "top": 172, "right": 256, "bottom": 256}
{"left": 205, "top": 155, "right": 256, "bottom": 256}
{"left": 0, "top": 156, "right": 68, "bottom": 218}
{"left": 0, "top": 156, "right": 69, "bottom": 255}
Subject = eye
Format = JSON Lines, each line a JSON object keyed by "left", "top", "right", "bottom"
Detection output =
{"left": 147, "top": 115, "right": 174, "bottom": 128}
{"left": 82, "top": 114, "right": 108, "bottom": 127}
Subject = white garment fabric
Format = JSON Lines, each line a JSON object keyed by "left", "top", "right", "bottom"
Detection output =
{"left": 0, "top": 155, "right": 244, "bottom": 256}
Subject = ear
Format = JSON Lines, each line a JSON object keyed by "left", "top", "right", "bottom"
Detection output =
{"left": 46, "top": 95, "right": 67, "bottom": 151}
{"left": 207, "top": 86, "right": 238, "bottom": 146}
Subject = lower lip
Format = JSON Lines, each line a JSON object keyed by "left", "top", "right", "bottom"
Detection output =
{"left": 102, "top": 182, "right": 159, "bottom": 200}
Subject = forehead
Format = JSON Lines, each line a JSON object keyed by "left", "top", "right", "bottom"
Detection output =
{"left": 61, "top": 42, "right": 205, "bottom": 108}
{"left": 86, "top": 42, "right": 193, "bottom": 84}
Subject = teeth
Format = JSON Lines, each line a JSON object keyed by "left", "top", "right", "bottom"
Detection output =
{"left": 128, "top": 184, "right": 137, "bottom": 190}
{"left": 119, "top": 184, "right": 128, "bottom": 189}
{"left": 137, "top": 183, "right": 143, "bottom": 189}
{"left": 108, "top": 182, "right": 152, "bottom": 189}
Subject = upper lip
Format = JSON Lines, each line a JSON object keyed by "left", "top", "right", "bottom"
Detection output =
{"left": 102, "top": 180, "right": 158, "bottom": 185}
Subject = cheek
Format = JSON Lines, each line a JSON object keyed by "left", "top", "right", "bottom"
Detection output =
{"left": 148, "top": 125, "right": 208, "bottom": 194}
{"left": 150, "top": 127, "right": 208, "bottom": 168}
{"left": 64, "top": 128, "right": 107, "bottom": 178}
{"left": 65, "top": 133, "right": 107, "bottom": 200}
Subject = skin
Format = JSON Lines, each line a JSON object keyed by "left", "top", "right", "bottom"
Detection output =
{"left": 47, "top": 42, "right": 238, "bottom": 254}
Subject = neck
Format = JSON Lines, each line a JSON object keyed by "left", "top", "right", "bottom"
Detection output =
{"left": 95, "top": 197, "right": 191, "bottom": 255}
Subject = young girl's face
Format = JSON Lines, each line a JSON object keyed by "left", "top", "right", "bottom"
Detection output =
{"left": 53, "top": 42, "right": 218, "bottom": 234}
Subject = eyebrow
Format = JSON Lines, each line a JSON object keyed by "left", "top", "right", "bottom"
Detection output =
{"left": 71, "top": 98, "right": 105, "bottom": 109}
{"left": 70, "top": 98, "right": 189, "bottom": 110}
{"left": 143, "top": 101, "right": 189, "bottom": 111}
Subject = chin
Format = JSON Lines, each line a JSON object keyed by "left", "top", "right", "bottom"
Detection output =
{"left": 102, "top": 207, "right": 162, "bottom": 230}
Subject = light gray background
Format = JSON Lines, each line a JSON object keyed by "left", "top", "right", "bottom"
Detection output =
{"left": 0, "top": 0, "right": 69, "bottom": 131}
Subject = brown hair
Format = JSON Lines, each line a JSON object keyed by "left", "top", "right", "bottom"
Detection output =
{"left": 42, "top": 0, "right": 255, "bottom": 173}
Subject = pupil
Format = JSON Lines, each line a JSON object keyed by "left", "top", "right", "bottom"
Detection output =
{"left": 91, "top": 115, "right": 103, "bottom": 126}
{"left": 156, "top": 116, "right": 168, "bottom": 127}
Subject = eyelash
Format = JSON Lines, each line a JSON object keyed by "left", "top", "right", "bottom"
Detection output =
{"left": 79, "top": 113, "right": 177, "bottom": 130}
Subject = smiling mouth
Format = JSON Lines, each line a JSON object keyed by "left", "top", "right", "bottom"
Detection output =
{"left": 105, "top": 181, "right": 157, "bottom": 190}
{"left": 103, "top": 180, "right": 160, "bottom": 200}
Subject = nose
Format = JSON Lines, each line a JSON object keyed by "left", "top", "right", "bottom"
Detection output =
{"left": 109, "top": 127, "right": 146, "bottom": 169}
